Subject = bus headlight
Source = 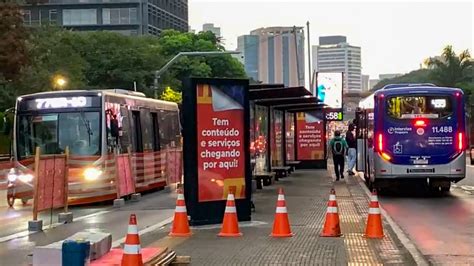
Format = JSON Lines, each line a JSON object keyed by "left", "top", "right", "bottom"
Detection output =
{"left": 84, "top": 168, "right": 102, "bottom": 181}
{"left": 19, "top": 174, "right": 34, "bottom": 183}
{"left": 7, "top": 173, "right": 17, "bottom": 182}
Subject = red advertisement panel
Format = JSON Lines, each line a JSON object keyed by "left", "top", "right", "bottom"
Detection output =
{"left": 196, "top": 84, "right": 246, "bottom": 202}
{"left": 296, "top": 112, "right": 324, "bottom": 160}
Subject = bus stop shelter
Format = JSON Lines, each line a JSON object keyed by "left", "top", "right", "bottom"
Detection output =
{"left": 249, "top": 85, "right": 327, "bottom": 175}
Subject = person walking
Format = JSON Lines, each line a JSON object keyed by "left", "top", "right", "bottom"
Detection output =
{"left": 346, "top": 124, "right": 357, "bottom": 175}
{"left": 329, "top": 130, "right": 348, "bottom": 181}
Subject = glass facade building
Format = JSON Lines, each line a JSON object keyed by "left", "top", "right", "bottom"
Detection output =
{"left": 21, "top": 0, "right": 188, "bottom": 36}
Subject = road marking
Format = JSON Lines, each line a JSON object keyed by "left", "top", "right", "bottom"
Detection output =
{"left": 112, "top": 216, "right": 174, "bottom": 248}
{"left": 460, "top": 186, "right": 474, "bottom": 191}
{"left": 467, "top": 164, "right": 474, "bottom": 168}
{"left": 0, "top": 210, "right": 112, "bottom": 243}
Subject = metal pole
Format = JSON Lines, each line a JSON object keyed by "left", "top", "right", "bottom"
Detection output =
{"left": 306, "top": 21, "right": 312, "bottom": 90}
{"left": 293, "top": 26, "right": 302, "bottom": 86}
{"left": 153, "top": 51, "right": 240, "bottom": 98}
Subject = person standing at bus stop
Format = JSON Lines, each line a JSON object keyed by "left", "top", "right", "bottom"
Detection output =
{"left": 346, "top": 124, "right": 357, "bottom": 175}
{"left": 329, "top": 130, "right": 348, "bottom": 181}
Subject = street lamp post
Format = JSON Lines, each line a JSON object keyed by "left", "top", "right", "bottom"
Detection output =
{"left": 53, "top": 75, "right": 67, "bottom": 90}
{"left": 153, "top": 51, "right": 241, "bottom": 97}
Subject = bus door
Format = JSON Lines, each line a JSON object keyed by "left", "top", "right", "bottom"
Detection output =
{"left": 355, "top": 109, "right": 367, "bottom": 172}
{"left": 132, "top": 110, "right": 145, "bottom": 184}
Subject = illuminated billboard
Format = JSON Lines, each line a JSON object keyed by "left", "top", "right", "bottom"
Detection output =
{"left": 316, "top": 72, "right": 343, "bottom": 109}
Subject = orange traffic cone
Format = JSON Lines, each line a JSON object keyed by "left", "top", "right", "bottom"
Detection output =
{"left": 218, "top": 192, "right": 242, "bottom": 237}
{"left": 121, "top": 214, "right": 143, "bottom": 266}
{"left": 270, "top": 188, "right": 293, "bottom": 237}
{"left": 320, "top": 189, "right": 342, "bottom": 237}
{"left": 169, "top": 189, "right": 192, "bottom": 237}
{"left": 365, "top": 190, "right": 384, "bottom": 238}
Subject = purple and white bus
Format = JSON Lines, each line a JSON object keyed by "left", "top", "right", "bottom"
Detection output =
{"left": 355, "top": 84, "right": 467, "bottom": 192}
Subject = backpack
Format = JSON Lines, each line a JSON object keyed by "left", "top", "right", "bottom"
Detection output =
{"left": 332, "top": 139, "right": 344, "bottom": 155}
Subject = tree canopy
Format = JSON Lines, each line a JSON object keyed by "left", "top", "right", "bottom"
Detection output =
{"left": 0, "top": 22, "right": 247, "bottom": 110}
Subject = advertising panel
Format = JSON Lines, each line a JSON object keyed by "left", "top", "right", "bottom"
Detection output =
{"left": 316, "top": 72, "right": 343, "bottom": 109}
{"left": 196, "top": 83, "right": 246, "bottom": 202}
{"left": 296, "top": 112, "right": 325, "bottom": 160}
{"left": 271, "top": 110, "right": 283, "bottom": 167}
{"left": 285, "top": 112, "right": 295, "bottom": 161}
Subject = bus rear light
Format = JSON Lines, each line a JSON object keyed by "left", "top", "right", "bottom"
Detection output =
{"left": 457, "top": 132, "right": 464, "bottom": 151}
{"left": 377, "top": 133, "right": 383, "bottom": 152}
{"left": 380, "top": 152, "right": 391, "bottom": 161}
{"left": 414, "top": 120, "right": 426, "bottom": 127}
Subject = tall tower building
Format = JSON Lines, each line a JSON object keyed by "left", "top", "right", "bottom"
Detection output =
{"left": 202, "top": 23, "right": 221, "bottom": 38}
{"left": 237, "top": 27, "right": 305, "bottom": 87}
{"left": 312, "top": 36, "right": 362, "bottom": 91}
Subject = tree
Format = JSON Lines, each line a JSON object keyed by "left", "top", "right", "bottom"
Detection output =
{"left": 0, "top": 2, "right": 29, "bottom": 81}
{"left": 427, "top": 45, "right": 473, "bottom": 87}
{"left": 158, "top": 30, "right": 247, "bottom": 93}
{"left": 69, "top": 31, "right": 164, "bottom": 97}
{"left": 372, "top": 69, "right": 432, "bottom": 90}
{"left": 159, "top": 87, "right": 182, "bottom": 103}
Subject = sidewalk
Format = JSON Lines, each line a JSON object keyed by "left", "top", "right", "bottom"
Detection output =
{"left": 147, "top": 169, "right": 416, "bottom": 265}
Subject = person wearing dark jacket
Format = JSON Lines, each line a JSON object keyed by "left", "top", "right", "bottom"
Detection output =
{"left": 346, "top": 124, "right": 357, "bottom": 175}
{"left": 329, "top": 130, "right": 348, "bottom": 181}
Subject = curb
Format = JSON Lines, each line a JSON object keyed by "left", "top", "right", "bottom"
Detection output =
{"left": 354, "top": 172, "right": 430, "bottom": 266}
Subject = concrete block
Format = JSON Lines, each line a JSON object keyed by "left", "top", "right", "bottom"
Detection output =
{"left": 113, "top": 198, "right": 125, "bottom": 207}
{"left": 28, "top": 220, "right": 43, "bottom": 232}
{"left": 58, "top": 212, "right": 73, "bottom": 223}
{"left": 33, "top": 230, "right": 112, "bottom": 265}
{"left": 131, "top": 193, "right": 141, "bottom": 202}
{"left": 33, "top": 241, "right": 62, "bottom": 266}
{"left": 67, "top": 230, "right": 112, "bottom": 260}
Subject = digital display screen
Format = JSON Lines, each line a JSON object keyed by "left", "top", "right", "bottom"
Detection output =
{"left": 24, "top": 96, "right": 95, "bottom": 110}
{"left": 325, "top": 110, "right": 343, "bottom": 121}
{"left": 316, "top": 72, "right": 343, "bottom": 109}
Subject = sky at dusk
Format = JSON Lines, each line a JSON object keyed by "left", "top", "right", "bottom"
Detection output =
{"left": 189, "top": 0, "right": 473, "bottom": 84}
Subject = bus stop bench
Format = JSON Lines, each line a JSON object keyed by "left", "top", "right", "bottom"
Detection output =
{"left": 285, "top": 161, "right": 301, "bottom": 173}
{"left": 253, "top": 172, "right": 275, "bottom": 189}
{"left": 271, "top": 166, "right": 291, "bottom": 179}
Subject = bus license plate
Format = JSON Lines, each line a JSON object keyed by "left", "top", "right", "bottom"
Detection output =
{"left": 413, "top": 159, "right": 428, "bottom": 164}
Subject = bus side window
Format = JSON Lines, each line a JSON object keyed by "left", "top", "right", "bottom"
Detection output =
{"left": 119, "top": 106, "right": 131, "bottom": 154}
{"left": 141, "top": 109, "right": 153, "bottom": 151}
{"left": 151, "top": 112, "right": 160, "bottom": 151}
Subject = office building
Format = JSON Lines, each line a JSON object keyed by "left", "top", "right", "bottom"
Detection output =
{"left": 202, "top": 23, "right": 221, "bottom": 38}
{"left": 21, "top": 0, "right": 188, "bottom": 36}
{"left": 369, "top": 79, "right": 380, "bottom": 90}
{"left": 312, "top": 36, "right": 362, "bottom": 91}
{"left": 379, "top": 73, "right": 403, "bottom": 80}
{"left": 237, "top": 27, "right": 305, "bottom": 87}
{"left": 362, "top": 74, "right": 370, "bottom": 91}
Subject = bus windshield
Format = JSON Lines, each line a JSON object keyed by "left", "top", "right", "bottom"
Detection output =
{"left": 387, "top": 95, "right": 453, "bottom": 119}
{"left": 17, "top": 112, "right": 101, "bottom": 159}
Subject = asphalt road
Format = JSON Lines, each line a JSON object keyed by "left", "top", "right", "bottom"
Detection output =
{"left": 377, "top": 159, "right": 474, "bottom": 265}
{"left": 0, "top": 189, "right": 177, "bottom": 266}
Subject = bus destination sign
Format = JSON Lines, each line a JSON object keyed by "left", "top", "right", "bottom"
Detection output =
{"left": 25, "top": 97, "right": 93, "bottom": 110}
